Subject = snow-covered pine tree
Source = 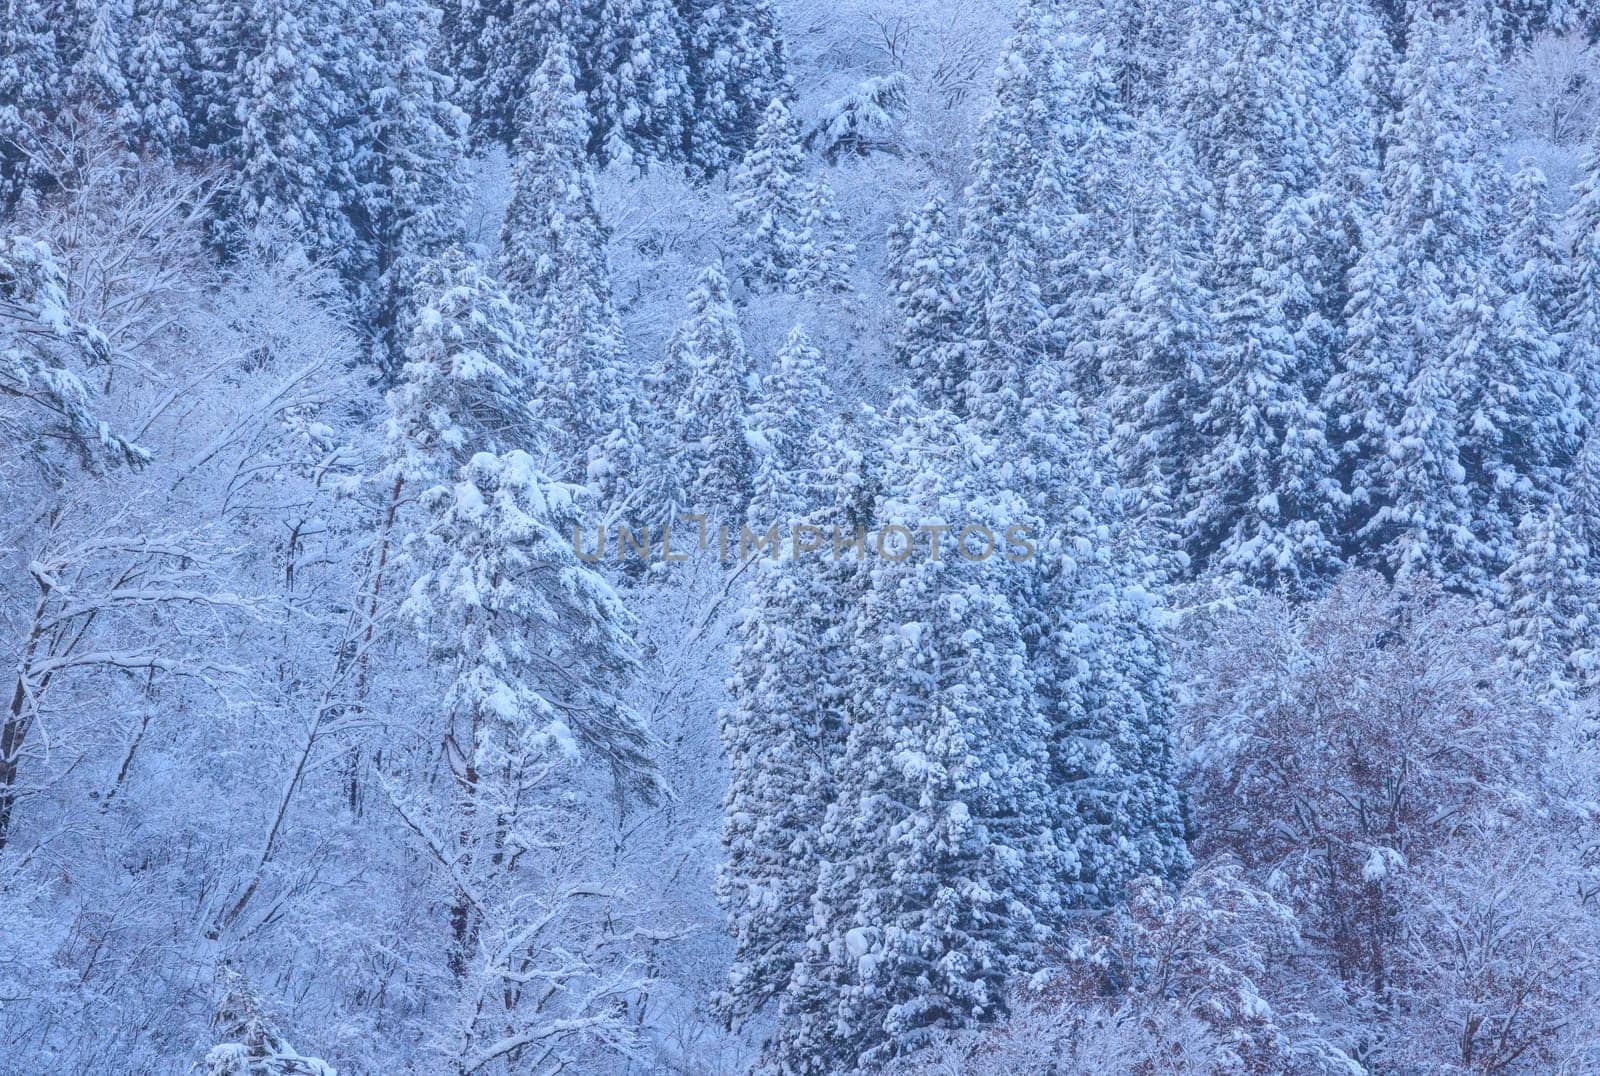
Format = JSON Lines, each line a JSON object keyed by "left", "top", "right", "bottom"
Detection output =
{"left": 498, "top": 40, "right": 637, "bottom": 492}
{"left": 1038, "top": 32, "right": 1134, "bottom": 397}
{"left": 747, "top": 325, "right": 832, "bottom": 525}
{"left": 1105, "top": 132, "right": 1214, "bottom": 527}
{"left": 730, "top": 98, "right": 851, "bottom": 293}
{"left": 587, "top": 0, "right": 692, "bottom": 166}
{"left": 957, "top": 0, "right": 1070, "bottom": 431}
{"left": 229, "top": 0, "right": 362, "bottom": 271}
{"left": 1011, "top": 377, "right": 1190, "bottom": 908}
{"left": 671, "top": 264, "right": 755, "bottom": 528}
{"left": 678, "top": 0, "right": 787, "bottom": 173}
{"left": 718, "top": 338, "right": 850, "bottom": 1025}
{"left": 0, "top": 0, "right": 64, "bottom": 209}
{"left": 1504, "top": 160, "right": 1569, "bottom": 336}
{"left": 445, "top": 0, "right": 564, "bottom": 147}
{"left": 1569, "top": 125, "right": 1600, "bottom": 421}
{"left": 1329, "top": 8, "right": 1497, "bottom": 588}
{"left": 125, "top": 0, "right": 193, "bottom": 155}
{"left": 1500, "top": 501, "right": 1593, "bottom": 699}
{"left": 407, "top": 446, "right": 655, "bottom": 805}
{"left": 770, "top": 403, "right": 1055, "bottom": 1074}
{"left": 1187, "top": 207, "right": 1344, "bottom": 596}
{"left": 384, "top": 252, "right": 537, "bottom": 500}
{"left": 961, "top": 0, "right": 1071, "bottom": 278}
{"left": 885, "top": 197, "right": 971, "bottom": 411}
{"left": 0, "top": 234, "right": 146, "bottom": 470}
{"left": 360, "top": 0, "right": 469, "bottom": 366}
{"left": 805, "top": 71, "right": 908, "bottom": 163}
{"left": 62, "top": 0, "right": 138, "bottom": 134}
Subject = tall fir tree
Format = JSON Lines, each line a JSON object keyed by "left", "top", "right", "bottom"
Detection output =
{"left": 1105, "top": 132, "right": 1214, "bottom": 526}
{"left": 671, "top": 264, "right": 755, "bottom": 527}
{"left": 125, "top": 0, "right": 192, "bottom": 155}
{"left": 229, "top": 0, "right": 363, "bottom": 271}
{"left": 1329, "top": 8, "right": 1497, "bottom": 588}
{"left": 747, "top": 325, "right": 833, "bottom": 524}
{"left": 383, "top": 253, "right": 538, "bottom": 502}
{"left": 498, "top": 40, "right": 637, "bottom": 492}
{"left": 0, "top": 0, "right": 65, "bottom": 208}
{"left": 1500, "top": 500, "right": 1594, "bottom": 699}
{"left": 361, "top": 0, "right": 470, "bottom": 365}
{"left": 885, "top": 197, "right": 972, "bottom": 411}
{"left": 1568, "top": 124, "right": 1600, "bottom": 421}
{"left": 771, "top": 403, "right": 1054, "bottom": 1074}
{"left": 677, "top": 0, "right": 787, "bottom": 173}
{"left": 588, "top": 0, "right": 692, "bottom": 166}
{"left": 717, "top": 360, "right": 854, "bottom": 1027}
{"left": 1011, "top": 375, "right": 1191, "bottom": 908}
{"left": 729, "top": 98, "right": 851, "bottom": 293}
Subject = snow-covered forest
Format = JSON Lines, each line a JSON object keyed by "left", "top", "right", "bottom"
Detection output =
{"left": 3, "top": 0, "right": 1600, "bottom": 1071}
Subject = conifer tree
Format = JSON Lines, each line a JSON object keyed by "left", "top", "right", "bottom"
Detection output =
{"left": 678, "top": 0, "right": 787, "bottom": 173}
{"left": 499, "top": 41, "right": 636, "bottom": 490}
{"left": 671, "top": 265, "right": 755, "bottom": 527}
{"left": 1568, "top": 127, "right": 1600, "bottom": 418}
{"left": 1012, "top": 378, "right": 1190, "bottom": 907}
{"left": 1505, "top": 160, "right": 1568, "bottom": 334}
{"left": 205, "top": 968, "right": 336, "bottom": 1076}
{"left": 407, "top": 447, "right": 654, "bottom": 800}
{"left": 885, "top": 197, "right": 971, "bottom": 410}
{"left": 383, "top": 252, "right": 538, "bottom": 500}
{"left": 1106, "top": 134, "right": 1214, "bottom": 523}
{"left": 230, "top": 0, "right": 361, "bottom": 270}
{"left": 362, "top": 0, "right": 469, "bottom": 365}
{"left": 1040, "top": 33, "right": 1135, "bottom": 396}
{"left": 748, "top": 325, "right": 832, "bottom": 524}
{"left": 1500, "top": 501, "right": 1593, "bottom": 698}
{"left": 0, "top": 0, "right": 64, "bottom": 208}
{"left": 1329, "top": 9, "right": 1496, "bottom": 587}
{"left": 1187, "top": 255, "right": 1343, "bottom": 595}
{"left": 730, "top": 98, "right": 851, "bottom": 293}
{"left": 772, "top": 404, "right": 1054, "bottom": 1073}
{"left": 588, "top": 0, "right": 692, "bottom": 166}
{"left": 125, "top": 0, "right": 192, "bottom": 155}
{"left": 718, "top": 370, "right": 854, "bottom": 1027}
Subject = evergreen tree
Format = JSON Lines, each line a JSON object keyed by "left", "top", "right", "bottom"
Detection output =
{"left": 1012, "top": 380, "right": 1190, "bottom": 908}
{"left": 384, "top": 252, "right": 538, "bottom": 498}
{"left": 748, "top": 325, "right": 832, "bottom": 524}
{"left": 885, "top": 197, "right": 971, "bottom": 411}
{"left": 730, "top": 98, "right": 851, "bottom": 293}
{"left": 961, "top": 0, "right": 1071, "bottom": 279}
{"left": 1039, "top": 33, "right": 1135, "bottom": 396}
{"left": 1187, "top": 239, "right": 1343, "bottom": 596}
{"left": 498, "top": 41, "right": 636, "bottom": 491}
{"left": 1500, "top": 501, "right": 1593, "bottom": 699}
{"left": 678, "top": 0, "right": 787, "bottom": 173}
{"left": 671, "top": 265, "right": 755, "bottom": 527}
{"left": 718, "top": 378, "right": 855, "bottom": 1028}
{"left": 125, "top": 0, "right": 192, "bottom": 155}
{"left": 1569, "top": 127, "right": 1600, "bottom": 420}
{"left": 1329, "top": 9, "right": 1496, "bottom": 587}
{"left": 205, "top": 969, "right": 336, "bottom": 1076}
{"left": 0, "top": 0, "right": 64, "bottom": 208}
{"left": 772, "top": 404, "right": 1054, "bottom": 1073}
{"left": 588, "top": 0, "right": 692, "bottom": 166}
{"left": 361, "top": 0, "right": 469, "bottom": 365}
{"left": 1105, "top": 133, "right": 1214, "bottom": 539}
{"left": 407, "top": 447, "right": 654, "bottom": 798}
{"left": 229, "top": 0, "right": 362, "bottom": 270}
{"left": 1504, "top": 160, "right": 1568, "bottom": 335}
{"left": 56, "top": 0, "right": 138, "bottom": 136}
